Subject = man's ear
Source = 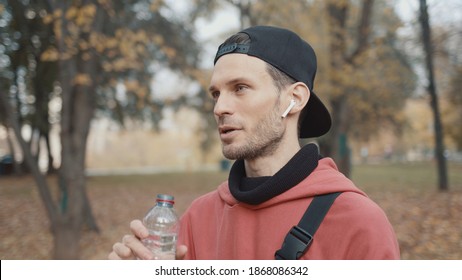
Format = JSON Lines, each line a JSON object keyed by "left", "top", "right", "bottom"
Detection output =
{"left": 288, "top": 82, "right": 310, "bottom": 114}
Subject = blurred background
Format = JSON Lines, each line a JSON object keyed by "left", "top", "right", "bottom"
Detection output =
{"left": 0, "top": 0, "right": 461, "bottom": 259}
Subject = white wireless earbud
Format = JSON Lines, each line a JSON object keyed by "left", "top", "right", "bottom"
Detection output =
{"left": 281, "top": 99, "right": 296, "bottom": 118}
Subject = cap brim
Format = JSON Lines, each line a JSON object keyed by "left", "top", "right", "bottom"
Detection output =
{"left": 299, "top": 92, "right": 331, "bottom": 138}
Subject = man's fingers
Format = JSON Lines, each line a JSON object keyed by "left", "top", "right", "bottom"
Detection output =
{"left": 176, "top": 245, "right": 188, "bottom": 260}
{"left": 122, "top": 234, "right": 153, "bottom": 260}
{"left": 111, "top": 242, "right": 135, "bottom": 260}
{"left": 108, "top": 251, "right": 122, "bottom": 260}
{"left": 130, "top": 219, "right": 149, "bottom": 239}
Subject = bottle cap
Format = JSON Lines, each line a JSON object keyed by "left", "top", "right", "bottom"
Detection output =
{"left": 156, "top": 194, "right": 174, "bottom": 205}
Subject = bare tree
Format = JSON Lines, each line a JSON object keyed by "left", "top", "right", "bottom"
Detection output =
{"left": 323, "top": 0, "right": 374, "bottom": 177}
{"left": 418, "top": 0, "right": 449, "bottom": 191}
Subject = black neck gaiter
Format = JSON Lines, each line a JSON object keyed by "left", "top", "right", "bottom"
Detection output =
{"left": 228, "top": 143, "right": 319, "bottom": 205}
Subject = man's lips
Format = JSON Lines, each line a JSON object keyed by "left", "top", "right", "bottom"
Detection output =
{"left": 218, "top": 125, "right": 241, "bottom": 135}
{"left": 218, "top": 126, "right": 242, "bottom": 142}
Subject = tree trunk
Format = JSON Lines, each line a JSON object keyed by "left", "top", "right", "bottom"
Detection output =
{"left": 83, "top": 187, "right": 100, "bottom": 232}
{"left": 0, "top": 87, "right": 59, "bottom": 225}
{"left": 324, "top": 0, "right": 374, "bottom": 177}
{"left": 418, "top": 0, "right": 449, "bottom": 191}
{"left": 51, "top": 1, "right": 104, "bottom": 256}
{"left": 44, "top": 133, "right": 56, "bottom": 174}
{"left": 325, "top": 1, "right": 351, "bottom": 177}
{"left": 329, "top": 96, "right": 352, "bottom": 177}
{"left": 52, "top": 217, "right": 82, "bottom": 259}
{"left": 5, "top": 127, "right": 23, "bottom": 175}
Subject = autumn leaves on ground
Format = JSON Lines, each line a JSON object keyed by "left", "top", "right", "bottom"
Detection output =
{"left": 1, "top": 162, "right": 461, "bottom": 260}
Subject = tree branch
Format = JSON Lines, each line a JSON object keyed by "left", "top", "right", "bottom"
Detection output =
{"left": 347, "top": 0, "right": 374, "bottom": 63}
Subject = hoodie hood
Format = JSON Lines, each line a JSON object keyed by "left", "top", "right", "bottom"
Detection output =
{"left": 218, "top": 157, "right": 366, "bottom": 210}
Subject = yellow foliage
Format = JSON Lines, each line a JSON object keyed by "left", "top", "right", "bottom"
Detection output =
{"left": 89, "top": 32, "right": 98, "bottom": 45}
{"left": 105, "top": 38, "right": 118, "bottom": 49}
{"left": 66, "top": 7, "right": 78, "bottom": 20}
{"left": 136, "top": 30, "right": 148, "bottom": 42}
{"left": 137, "top": 99, "right": 144, "bottom": 109}
{"left": 102, "top": 61, "right": 112, "bottom": 72}
{"left": 125, "top": 80, "right": 141, "bottom": 92}
{"left": 83, "top": 4, "right": 96, "bottom": 17}
{"left": 96, "top": 43, "right": 105, "bottom": 53}
{"left": 136, "top": 44, "right": 146, "bottom": 55}
{"left": 152, "top": 34, "right": 164, "bottom": 45}
{"left": 115, "top": 29, "right": 124, "bottom": 37}
{"left": 112, "top": 58, "right": 142, "bottom": 72}
{"left": 40, "top": 47, "right": 59, "bottom": 61}
{"left": 82, "top": 52, "right": 91, "bottom": 61}
{"left": 162, "top": 46, "right": 176, "bottom": 59}
{"left": 67, "top": 21, "right": 79, "bottom": 37}
{"left": 107, "top": 50, "right": 117, "bottom": 58}
{"left": 76, "top": 4, "right": 96, "bottom": 28}
{"left": 187, "top": 68, "right": 212, "bottom": 89}
{"left": 53, "top": 9, "right": 63, "bottom": 18}
{"left": 109, "top": 78, "right": 117, "bottom": 87}
{"left": 65, "top": 36, "right": 75, "bottom": 48}
{"left": 73, "top": 73, "right": 93, "bottom": 86}
{"left": 0, "top": 4, "right": 4, "bottom": 14}
{"left": 61, "top": 51, "right": 74, "bottom": 61}
{"left": 53, "top": 19, "right": 62, "bottom": 42}
{"left": 403, "top": 98, "right": 434, "bottom": 147}
{"left": 150, "top": 0, "right": 163, "bottom": 12}
{"left": 89, "top": 33, "right": 106, "bottom": 53}
{"left": 119, "top": 40, "right": 131, "bottom": 57}
{"left": 112, "top": 59, "right": 126, "bottom": 71}
{"left": 137, "top": 87, "right": 147, "bottom": 99}
{"left": 43, "top": 14, "right": 53, "bottom": 24}
{"left": 79, "top": 40, "right": 89, "bottom": 50}
{"left": 75, "top": 13, "right": 87, "bottom": 27}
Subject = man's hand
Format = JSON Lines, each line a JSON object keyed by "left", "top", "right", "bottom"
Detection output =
{"left": 176, "top": 245, "right": 188, "bottom": 260}
{"left": 108, "top": 219, "right": 187, "bottom": 260}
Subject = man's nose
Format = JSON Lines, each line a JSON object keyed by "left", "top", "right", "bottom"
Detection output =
{"left": 213, "top": 93, "right": 234, "bottom": 117}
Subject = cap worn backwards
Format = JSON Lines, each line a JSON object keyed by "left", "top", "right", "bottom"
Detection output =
{"left": 214, "top": 26, "right": 331, "bottom": 138}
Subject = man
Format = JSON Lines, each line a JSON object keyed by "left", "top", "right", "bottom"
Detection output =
{"left": 109, "top": 26, "right": 400, "bottom": 260}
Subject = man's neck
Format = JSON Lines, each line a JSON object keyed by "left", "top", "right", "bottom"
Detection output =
{"left": 244, "top": 137, "right": 301, "bottom": 177}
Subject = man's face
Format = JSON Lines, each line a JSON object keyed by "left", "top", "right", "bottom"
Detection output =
{"left": 209, "top": 54, "right": 286, "bottom": 160}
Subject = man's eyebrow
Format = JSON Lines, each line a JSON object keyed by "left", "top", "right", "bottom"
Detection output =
{"left": 209, "top": 77, "right": 252, "bottom": 93}
{"left": 208, "top": 85, "right": 217, "bottom": 93}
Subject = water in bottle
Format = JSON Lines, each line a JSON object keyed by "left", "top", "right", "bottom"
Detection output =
{"left": 142, "top": 194, "right": 179, "bottom": 260}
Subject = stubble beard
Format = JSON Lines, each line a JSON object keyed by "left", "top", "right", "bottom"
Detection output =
{"left": 221, "top": 103, "right": 285, "bottom": 160}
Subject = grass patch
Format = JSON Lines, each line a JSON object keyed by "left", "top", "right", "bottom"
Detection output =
{"left": 1, "top": 161, "right": 461, "bottom": 259}
{"left": 352, "top": 161, "right": 462, "bottom": 193}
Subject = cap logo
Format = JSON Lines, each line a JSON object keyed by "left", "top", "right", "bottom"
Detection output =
{"left": 215, "top": 43, "right": 250, "bottom": 63}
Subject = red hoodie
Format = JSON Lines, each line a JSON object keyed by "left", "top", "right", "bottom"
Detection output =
{"left": 179, "top": 158, "right": 400, "bottom": 259}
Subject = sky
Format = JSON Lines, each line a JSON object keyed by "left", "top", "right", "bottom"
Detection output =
{"left": 395, "top": 0, "right": 462, "bottom": 36}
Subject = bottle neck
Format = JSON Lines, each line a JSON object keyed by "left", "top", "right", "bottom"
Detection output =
{"left": 156, "top": 201, "right": 174, "bottom": 208}
{"left": 155, "top": 194, "right": 174, "bottom": 208}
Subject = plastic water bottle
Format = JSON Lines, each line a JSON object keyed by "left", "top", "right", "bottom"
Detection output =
{"left": 142, "top": 194, "right": 179, "bottom": 260}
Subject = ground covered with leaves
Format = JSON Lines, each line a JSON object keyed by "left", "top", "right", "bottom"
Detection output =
{"left": 1, "top": 162, "right": 461, "bottom": 259}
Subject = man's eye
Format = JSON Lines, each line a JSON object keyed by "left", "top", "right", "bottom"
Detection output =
{"left": 211, "top": 91, "right": 220, "bottom": 99}
{"left": 236, "top": 85, "right": 247, "bottom": 92}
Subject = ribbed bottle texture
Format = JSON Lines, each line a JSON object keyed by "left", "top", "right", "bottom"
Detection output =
{"left": 142, "top": 194, "right": 179, "bottom": 260}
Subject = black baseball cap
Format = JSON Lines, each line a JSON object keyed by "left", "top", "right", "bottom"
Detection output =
{"left": 214, "top": 26, "right": 331, "bottom": 138}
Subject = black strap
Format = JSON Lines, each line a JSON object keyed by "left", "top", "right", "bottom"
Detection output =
{"left": 275, "top": 192, "right": 342, "bottom": 260}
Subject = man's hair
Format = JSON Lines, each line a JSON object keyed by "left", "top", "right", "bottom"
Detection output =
{"left": 222, "top": 33, "right": 296, "bottom": 92}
